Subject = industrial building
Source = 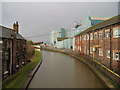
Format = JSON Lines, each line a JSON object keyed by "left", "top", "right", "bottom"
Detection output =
{"left": 75, "top": 15, "right": 120, "bottom": 75}
{"left": 49, "top": 28, "right": 66, "bottom": 47}
{"left": 49, "top": 16, "right": 108, "bottom": 50}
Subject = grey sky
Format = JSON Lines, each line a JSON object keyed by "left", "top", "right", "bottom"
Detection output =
{"left": 2, "top": 2, "right": 118, "bottom": 43}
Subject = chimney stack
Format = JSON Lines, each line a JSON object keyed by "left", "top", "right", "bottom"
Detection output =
{"left": 13, "top": 21, "right": 19, "bottom": 33}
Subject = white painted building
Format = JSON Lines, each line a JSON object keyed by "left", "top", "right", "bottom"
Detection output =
{"left": 49, "top": 28, "right": 66, "bottom": 46}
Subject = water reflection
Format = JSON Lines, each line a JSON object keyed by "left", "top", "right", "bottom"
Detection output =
{"left": 29, "top": 50, "right": 105, "bottom": 88}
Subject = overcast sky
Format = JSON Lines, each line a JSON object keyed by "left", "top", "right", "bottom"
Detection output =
{"left": 1, "top": 2, "right": 118, "bottom": 43}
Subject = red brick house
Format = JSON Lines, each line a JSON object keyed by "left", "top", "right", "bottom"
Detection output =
{"left": 75, "top": 15, "right": 120, "bottom": 74}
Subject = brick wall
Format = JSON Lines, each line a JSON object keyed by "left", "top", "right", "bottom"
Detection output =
{"left": 75, "top": 24, "right": 120, "bottom": 75}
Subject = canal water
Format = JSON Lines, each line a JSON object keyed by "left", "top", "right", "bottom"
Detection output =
{"left": 29, "top": 50, "right": 105, "bottom": 88}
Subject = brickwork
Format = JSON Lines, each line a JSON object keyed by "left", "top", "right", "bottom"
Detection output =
{"left": 75, "top": 22, "right": 120, "bottom": 75}
{"left": 1, "top": 22, "right": 27, "bottom": 78}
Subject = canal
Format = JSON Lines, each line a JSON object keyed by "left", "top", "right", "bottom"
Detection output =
{"left": 29, "top": 50, "right": 105, "bottom": 88}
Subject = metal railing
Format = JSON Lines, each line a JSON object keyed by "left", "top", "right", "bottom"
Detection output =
{"left": 81, "top": 54, "right": 120, "bottom": 87}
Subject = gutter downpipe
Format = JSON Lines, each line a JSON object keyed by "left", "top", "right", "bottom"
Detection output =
{"left": 110, "top": 26, "right": 113, "bottom": 70}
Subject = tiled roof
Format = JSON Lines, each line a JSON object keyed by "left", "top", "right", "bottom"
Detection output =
{"left": 75, "top": 14, "right": 120, "bottom": 36}
{"left": 0, "top": 25, "right": 25, "bottom": 40}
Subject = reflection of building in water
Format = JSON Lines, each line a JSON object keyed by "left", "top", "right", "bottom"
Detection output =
{"left": 0, "top": 22, "right": 26, "bottom": 78}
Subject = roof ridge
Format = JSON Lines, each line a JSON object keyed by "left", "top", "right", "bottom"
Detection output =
{"left": 75, "top": 14, "right": 120, "bottom": 36}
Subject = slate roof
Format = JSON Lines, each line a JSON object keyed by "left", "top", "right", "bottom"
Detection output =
{"left": 0, "top": 25, "right": 25, "bottom": 40}
{"left": 91, "top": 19, "right": 105, "bottom": 26}
{"left": 75, "top": 14, "right": 120, "bottom": 36}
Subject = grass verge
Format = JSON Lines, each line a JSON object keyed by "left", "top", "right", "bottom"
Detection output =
{"left": 3, "top": 50, "right": 42, "bottom": 88}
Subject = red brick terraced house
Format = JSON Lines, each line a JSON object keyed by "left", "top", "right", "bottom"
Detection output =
{"left": 0, "top": 22, "right": 27, "bottom": 78}
{"left": 75, "top": 15, "right": 120, "bottom": 76}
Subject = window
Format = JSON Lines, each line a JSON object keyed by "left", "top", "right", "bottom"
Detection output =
{"left": 106, "top": 50, "right": 110, "bottom": 58}
{"left": 87, "top": 34, "right": 89, "bottom": 40}
{"left": 77, "top": 37, "right": 79, "bottom": 41}
{"left": 90, "top": 47, "right": 93, "bottom": 54}
{"left": 105, "top": 31, "right": 110, "bottom": 38}
{"left": 79, "top": 36, "right": 81, "bottom": 41}
{"left": 114, "top": 52, "right": 120, "bottom": 60}
{"left": 84, "top": 35, "right": 86, "bottom": 40}
{"left": 76, "top": 46, "right": 78, "bottom": 50}
{"left": 75, "top": 46, "right": 77, "bottom": 49}
{"left": 84, "top": 46, "right": 86, "bottom": 54}
{"left": 90, "top": 33, "right": 93, "bottom": 40}
{"left": 80, "top": 46, "right": 81, "bottom": 51}
{"left": 113, "top": 28, "right": 120, "bottom": 37}
{"left": 87, "top": 50, "right": 89, "bottom": 55}
{"left": 99, "top": 32, "right": 104, "bottom": 39}
{"left": 0, "top": 41, "right": 3, "bottom": 44}
{"left": 94, "top": 33, "right": 98, "bottom": 39}
{"left": 99, "top": 48, "right": 103, "bottom": 56}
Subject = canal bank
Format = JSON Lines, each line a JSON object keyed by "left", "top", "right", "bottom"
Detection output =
{"left": 3, "top": 50, "right": 42, "bottom": 88}
{"left": 24, "top": 52, "right": 43, "bottom": 89}
{"left": 41, "top": 47, "right": 116, "bottom": 88}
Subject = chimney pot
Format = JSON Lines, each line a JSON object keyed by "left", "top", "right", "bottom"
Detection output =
{"left": 16, "top": 21, "right": 18, "bottom": 25}
{"left": 13, "top": 21, "right": 19, "bottom": 33}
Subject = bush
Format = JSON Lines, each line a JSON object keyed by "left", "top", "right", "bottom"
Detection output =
{"left": 26, "top": 40, "right": 35, "bottom": 61}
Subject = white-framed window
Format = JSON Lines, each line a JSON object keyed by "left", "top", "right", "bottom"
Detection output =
{"left": 113, "top": 27, "right": 120, "bottom": 38}
{"left": 105, "top": 31, "right": 110, "bottom": 38}
{"left": 87, "top": 34, "right": 89, "bottom": 40}
{"left": 99, "top": 48, "right": 103, "bottom": 56}
{"left": 80, "top": 46, "right": 81, "bottom": 51}
{"left": 0, "top": 41, "right": 3, "bottom": 44}
{"left": 94, "top": 33, "right": 98, "bottom": 39}
{"left": 84, "top": 35, "right": 86, "bottom": 40}
{"left": 84, "top": 46, "right": 86, "bottom": 54}
{"left": 77, "top": 46, "right": 78, "bottom": 50}
{"left": 90, "top": 33, "right": 93, "bottom": 40}
{"left": 76, "top": 37, "right": 77, "bottom": 41}
{"left": 90, "top": 47, "right": 93, "bottom": 54}
{"left": 0, "top": 50, "right": 2, "bottom": 53}
{"left": 77, "top": 37, "right": 79, "bottom": 41}
{"left": 113, "top": 52, "right": 120, "bottom": 60}
{"left": 87, "top": 50, "right": 89, "bottom": 55}
{"left": 75, "top": 38, "right": 77, "bottom": 41}
{"left": 75, "top": 46, "right": 77, "bottom": 49}
{"left": 78, "top": 46, "right": 79, "bottom": 50}
{"left": 79, "top": 36, "right": 81, "bottom": 41}
{"left": 106, "top": 50, "right": 110, "bottom": 58}
{"left": 99, "top": 32, "right": 104, "bottom": 39}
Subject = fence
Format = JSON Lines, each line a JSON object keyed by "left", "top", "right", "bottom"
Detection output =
{"left": 80, "top": 54, "right": 120, "bottom": 87}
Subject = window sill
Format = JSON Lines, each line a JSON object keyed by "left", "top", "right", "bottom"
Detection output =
{"left": 113, "top": 59, "right": 120, "bottom": 61}
{"left": 4, "top": 71, "right": 9, "bottom": 75}
{"left": 113, "top": 36, "right": 120, "bottom": 38}
{"left": 107, "top": 57, "right": 110, "bottom": 58}
{"left": 99, "top": 55, "right": 103, "bottom": 56}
